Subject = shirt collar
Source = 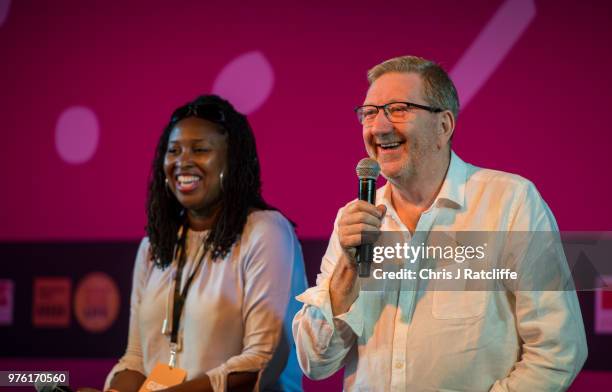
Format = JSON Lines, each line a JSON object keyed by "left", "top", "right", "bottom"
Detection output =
{"left": 435, "top": 150, "right": 467, "bottom": 209}
{"left": 379, "top": 150, "right": 467, "bottom": 213}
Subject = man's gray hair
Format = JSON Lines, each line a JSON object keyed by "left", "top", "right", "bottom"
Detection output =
{"left": 367, "top": 55, "right": 460, "bottom": 120}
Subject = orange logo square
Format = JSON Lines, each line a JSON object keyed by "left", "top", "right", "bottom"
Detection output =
{"left": 33, "top": 277, "right": 71, "bottom": 327}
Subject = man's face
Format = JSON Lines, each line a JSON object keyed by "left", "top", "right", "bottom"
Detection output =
{"left": 362, "top": 72, "right": 441, "bottom": 182}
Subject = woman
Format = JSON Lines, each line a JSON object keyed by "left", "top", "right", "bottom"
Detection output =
{"left": 104, "top": 95, "right": 307, "bottom": 391}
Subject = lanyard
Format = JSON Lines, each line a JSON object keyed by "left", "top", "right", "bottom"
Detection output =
{"left": 168, "top": 227, "right": 205, "bottom": 367}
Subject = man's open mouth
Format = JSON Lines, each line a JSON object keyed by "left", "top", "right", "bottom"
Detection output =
{"left": 377, "top": 141, "right": 404, "bottom": 150}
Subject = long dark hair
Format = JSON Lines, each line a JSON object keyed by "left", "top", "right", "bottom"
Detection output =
{"left": 146, "top": 94, "right": 276, "bottom": 268}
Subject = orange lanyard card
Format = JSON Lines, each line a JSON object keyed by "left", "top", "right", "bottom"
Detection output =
{"left": 138, "top": 362, "right": 187, "bottom": 392}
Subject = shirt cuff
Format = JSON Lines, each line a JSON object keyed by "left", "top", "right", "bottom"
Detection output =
{"left": 295, "top": 277, "right": 364, "bottom": 337}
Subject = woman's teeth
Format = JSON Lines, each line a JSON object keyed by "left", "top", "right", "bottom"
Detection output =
{"left": 177, "top": 175, "right": 200, "bottom": 184}
{"left": 176, "top": 175, "right": 201, "bottom": 191}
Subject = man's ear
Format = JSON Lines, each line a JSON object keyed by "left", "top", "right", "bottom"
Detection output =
{"left": 438, "top": 110, "right": 455, "bottom": 146}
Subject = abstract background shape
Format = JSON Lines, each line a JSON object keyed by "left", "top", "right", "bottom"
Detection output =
{"left": 212, "top": 51, "right": 274, "bottom": 115}
{"left": 55, "top": 106, "right": 100, "bottom": 164}
{"left": 0, "top": 0, "right": 10, "bottom": 28}
{"left": 451, "top": 0, "right": 537, "bottom": 108}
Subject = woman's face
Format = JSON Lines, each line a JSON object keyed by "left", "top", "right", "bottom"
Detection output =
{"left": 163, "top": 117, "right": 228, "bottom": 215}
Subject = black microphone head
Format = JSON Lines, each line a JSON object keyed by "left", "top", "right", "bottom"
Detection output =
{"left": 356, "top": 158, "right": 380, "bottom": 180}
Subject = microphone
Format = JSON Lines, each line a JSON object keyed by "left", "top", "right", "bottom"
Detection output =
{"left": 355, "top": 158, "right": 380, "bottom": 277}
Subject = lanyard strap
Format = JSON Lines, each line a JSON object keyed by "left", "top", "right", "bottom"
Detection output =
{"left": 170, "top": 228, "right": 205, "bottom": 345}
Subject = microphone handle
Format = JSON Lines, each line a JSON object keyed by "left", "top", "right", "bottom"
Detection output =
{"left": 356, "top": 177, "right": 376, "bottom": 277}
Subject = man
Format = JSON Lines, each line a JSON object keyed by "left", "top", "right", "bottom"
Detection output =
{"left": 292, "top": 55, "right": 587, "bottom": 391}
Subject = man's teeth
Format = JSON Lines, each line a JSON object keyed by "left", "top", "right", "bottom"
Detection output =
{"left": 380, "top": 142, "right": 401, "bottom": 149}
{"left": 177, "top": 175, "right": 200, "bottom": 184}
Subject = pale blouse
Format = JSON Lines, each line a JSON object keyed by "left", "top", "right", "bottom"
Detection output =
{"left": 105, "top": 210, "right": 307, "bottom": 391}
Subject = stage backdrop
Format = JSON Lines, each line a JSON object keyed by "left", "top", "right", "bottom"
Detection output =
{"left": 1, "top": 0, "right": 611, "bottom": 390}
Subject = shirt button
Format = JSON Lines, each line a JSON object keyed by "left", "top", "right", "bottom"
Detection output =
{"left": 394, "top": 361, "right": 404, "bottom": 369}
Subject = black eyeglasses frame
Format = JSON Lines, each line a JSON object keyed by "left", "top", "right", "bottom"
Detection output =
{"left": 354, "top": 101, "right": 443, "bottom": 124}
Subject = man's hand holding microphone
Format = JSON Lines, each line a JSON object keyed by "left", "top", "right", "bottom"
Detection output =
{"left": 330, "top": 158, "right": 385, "bottom": 316}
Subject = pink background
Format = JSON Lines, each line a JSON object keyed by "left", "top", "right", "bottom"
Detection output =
{"left": 1, "top": 0, "right": 612, "bottom": 390}
{"left": 1, "top": 0, "right": 612, "bottom": 242}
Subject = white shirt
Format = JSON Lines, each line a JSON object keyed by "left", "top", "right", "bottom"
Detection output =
{"left": 292, "top": 151, "right": 587, "bottom": 391}
{"left": 105, "top": 210, "right": 308, "bottom": 392}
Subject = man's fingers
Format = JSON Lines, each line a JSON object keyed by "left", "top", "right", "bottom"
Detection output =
{"left": 346, "top": 200, "right": 384, "bottom": 216}
{"left": 340, "top": 222, "right": 380, "bottom": 237}
{"left": 340, "top": 201, "right": 386, "bottom": 226}
{"left": 339, "top": 233, "right": 362, "bottom": 249}
{"left": 339, "top": 225, "right": 380, "bottom": 247}
{"left": 338, "top": 201, "right": 387, "bottom": 254}
{"left": 376, "top": 204, "right": 387, "bottom": 217}
{"left": 341, "top": 211, "right": 382, "bottom": 227}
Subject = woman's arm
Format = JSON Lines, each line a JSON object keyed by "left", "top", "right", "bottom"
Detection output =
{"left": 204, "top": 212, "right": 298, "bottom": 391}
{"left": 103, "top": 238, "right": 152, "bottom": 391}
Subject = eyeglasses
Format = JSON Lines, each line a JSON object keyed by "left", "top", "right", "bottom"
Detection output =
{"left": 171, "top": 104, "right": 226, "bottom": 124}
{"left": 354, "top": 101, "right": 442, "bottom": 125}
